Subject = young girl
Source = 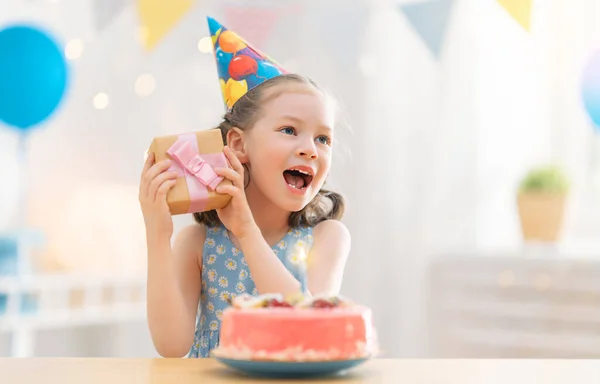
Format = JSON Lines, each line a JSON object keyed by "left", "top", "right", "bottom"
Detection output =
{"left": 138, "top": 17, "right": 351, "bottom": 358}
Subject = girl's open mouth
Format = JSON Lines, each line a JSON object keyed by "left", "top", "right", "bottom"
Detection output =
{"left": 283, "top": 168, "right": 313, "bottom": 190}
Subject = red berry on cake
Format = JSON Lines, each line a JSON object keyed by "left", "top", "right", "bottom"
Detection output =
{"left": 267, "top": 299, "right": 293, "bottom": 308}
{"left": 311, "top": 299, "right": 336, "bottom": 309}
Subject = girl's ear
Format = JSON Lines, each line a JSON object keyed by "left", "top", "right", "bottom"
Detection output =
{"left": 226, "top": 127, "right": 248, "bottom": 163}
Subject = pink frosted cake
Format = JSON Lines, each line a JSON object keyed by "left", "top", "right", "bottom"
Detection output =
{"left": 211, "top": 293, "right": 378, "bottom": 362}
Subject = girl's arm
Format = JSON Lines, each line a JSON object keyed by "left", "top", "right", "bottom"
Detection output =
{"left": 237, "top": 219, "right": 351, "bottom": 297}
{"left": 237, "top": 226, "right": 304, "bottom": 296}
{"left": 146, "top": 224, "right": 204, "bottom": 357}
{"left": 305, "top": 219, "right": 351, "bottom": 295}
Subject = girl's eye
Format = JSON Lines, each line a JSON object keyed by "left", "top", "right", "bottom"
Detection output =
{"left": 280, "top": 127, "right": 295, "bottom": 135}
{"left": 316, "top": 135, "right": 331, "bottom": 146}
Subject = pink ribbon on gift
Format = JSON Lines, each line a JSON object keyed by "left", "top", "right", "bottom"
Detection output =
{"left": 167, "top": 133, "right": 228, "bottom": 213}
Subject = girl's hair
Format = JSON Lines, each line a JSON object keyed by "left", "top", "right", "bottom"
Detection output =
{"left": 193, "top": 73, "right": 345, "bottom": 229}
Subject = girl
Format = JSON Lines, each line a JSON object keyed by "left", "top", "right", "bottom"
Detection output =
{"left": 139, "top": 18, "right": 351, "bottom": 358}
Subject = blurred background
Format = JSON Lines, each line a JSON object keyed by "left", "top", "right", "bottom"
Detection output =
{"left": 3, "top": 0, "right": 600, "bottom": 358}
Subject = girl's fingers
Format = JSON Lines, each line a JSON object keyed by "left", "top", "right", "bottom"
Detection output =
{"left": 223, "top": 146, "right": 245, "bottom": 176}
{"left": 142, "top": 151, "right": 155, "bottom": 172}
{"left": 156, "top": 179, "right": 178, "bottom": 203}
{"left": 148, "top": 171, "right": 178, "bottom": 202}
{"left": 215, "top": 183, "right": 243, "bottom": 198}
{"left": 139, "top": 152, "right": 155, "bottom": 196}
{"left": 142, "top": 160, "right": 172, "bottom": 197}
{"left": 214, "top": 167, "right": 243, "bottom": 188}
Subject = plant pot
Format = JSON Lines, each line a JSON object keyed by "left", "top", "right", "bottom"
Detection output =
{"left": 517, "top": 192, "right": 566, "bottom": 242}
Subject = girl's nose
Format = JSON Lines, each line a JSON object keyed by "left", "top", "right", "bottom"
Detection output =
{"left": 297, "top": 143, "right": 318, "bottom": 159}
{"left": 299, "top": 150, "right": 318, "bottom": 159}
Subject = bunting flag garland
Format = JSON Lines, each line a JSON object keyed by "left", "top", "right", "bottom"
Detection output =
{"left": 93, "top": 0, "right": 131, "bottom": 32}
{"left": 496, "top": 0, "right": 533, "bottom": 31}
{"left": 399, "top": 0, "right": 454, "bottom": 59}
{"left": 223, "top": 5, "right": 285, "bottom": 49}
{"left": 136, "top": 0, "right": 194, "bottom": 50}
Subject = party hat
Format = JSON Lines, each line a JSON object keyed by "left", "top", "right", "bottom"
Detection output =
{"left": 207, "top": 16, "right": 287, "bottom": 110}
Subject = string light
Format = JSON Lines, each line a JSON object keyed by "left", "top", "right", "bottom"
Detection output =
{"left": 93, "top": 93, "right": 109, "bottom": 110}
{"left": 197, "top": 37, "right": 213, "bottom": 53}
{"left": 497, "top": 270, "right": 515, "bottom": 288}
{"left": 534, "top": 274, "right": 551, "bottom": 292}
{"left": 136, "top": 26, "right": 148, "bottom": 45}
{"left": 135, "top": 74, "right": 156, "bottom": 97}
{"left": 65, "top": 38, "right": 84, "bottom": 60}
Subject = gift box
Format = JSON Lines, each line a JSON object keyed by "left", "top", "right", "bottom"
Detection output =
{"left": 148, "top": 129, "right": 232, "bottom": 215}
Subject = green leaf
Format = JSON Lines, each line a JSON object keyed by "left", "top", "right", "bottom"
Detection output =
{"left": 519, "top": 166, "right": 569, "bottom": 194}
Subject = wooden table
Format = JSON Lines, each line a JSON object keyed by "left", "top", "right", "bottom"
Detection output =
{"left": 2, "top": 358, "right": 600, "bottom": 383}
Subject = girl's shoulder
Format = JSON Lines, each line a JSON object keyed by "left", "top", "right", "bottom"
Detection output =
{"left": 312, "top": 219, "right": 350, "bottom": 243}
{"left": 309, "top": 220, "right": 351, "bottom": 260}
{"left": 172, "top": 223, "right": 207, "bottom": 256}
{"left": 287, "top": 220, "right": 350, "bottom": 246}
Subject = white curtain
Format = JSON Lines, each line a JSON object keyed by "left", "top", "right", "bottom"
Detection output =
{"left": 348, "top": 0, "right": 600, "bottom": 357}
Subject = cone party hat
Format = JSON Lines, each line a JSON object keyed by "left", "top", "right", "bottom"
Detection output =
{"left": 207, "top": 16, "right": 288, "bottom": 110}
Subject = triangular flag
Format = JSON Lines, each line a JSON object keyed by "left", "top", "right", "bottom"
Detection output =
{"left": 136, "top": 0, "right": 194, "bottom": 50}
{"left": 94, "top": 0, "right": 131, "bottom": 31}
{"left": 399, "top": 0, "right": 454, "bottom": 59}
{"left": 497, "top": 0, "right": 532, "bottom": 31}
{"left": 223, "top": 6, "right": 284, "bottom": 49}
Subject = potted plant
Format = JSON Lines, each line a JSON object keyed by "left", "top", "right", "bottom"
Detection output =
{"left": 517, "top": 165, "right": 570, "bottom": 242}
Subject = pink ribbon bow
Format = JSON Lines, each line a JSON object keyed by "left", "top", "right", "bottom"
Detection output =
{"left": 168, "top": 139, "right": 222, "bottom": 190}
{"left": 166, "top": 133, "right": 227, "bottom": 213}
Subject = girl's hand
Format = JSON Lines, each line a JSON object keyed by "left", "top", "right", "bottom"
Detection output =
{"left": 214, "top": 146, "right": 256, "bottom": 239}
{"left": 139, "top": 152, "right": 178, "bottom": 240}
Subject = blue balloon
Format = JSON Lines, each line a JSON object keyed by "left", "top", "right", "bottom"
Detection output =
{"left": 245, "top": 74, "right": 263, "bottom": 89}
{"left": 0, "top": 25, "right": 69, "bottom": 131}
{"left": 216, "top": 47, "right": 233, "bottom": 62}
{"left": 215, "top": 47, "right": 232, "bottom": 82}
{"left": 256, "top": 60, "right": 283, "bottom": 80}
{"left": 582, "top": 49, "right": 600, "bottom": 129}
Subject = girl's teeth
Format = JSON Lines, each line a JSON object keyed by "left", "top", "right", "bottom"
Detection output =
{"left": 290, "top": 169, "right": 311, "bottom": 176}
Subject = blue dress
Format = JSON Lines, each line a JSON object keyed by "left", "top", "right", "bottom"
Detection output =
{"left": 187, "top": 223, "right": 314, "bottom": 358}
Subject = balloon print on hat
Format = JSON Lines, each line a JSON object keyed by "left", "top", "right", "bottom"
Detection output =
{"left": 207, "top": 16, "right": 286, "bottom": 111}
{"left": 0, "top": 24, "right": 69, "bottom": 133}
{"left": 218, "top": 30, "right": 247, "bottom": 53}
{"left": 228, "top": 55, "right": 258, "bottom": 81}
{"left": 256, "top": 61, "right": 283, "bottom": 80}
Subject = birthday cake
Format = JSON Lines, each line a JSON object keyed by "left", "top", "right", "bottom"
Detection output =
{"left": 211, "top": 293, "right": 378, "bottom": 362}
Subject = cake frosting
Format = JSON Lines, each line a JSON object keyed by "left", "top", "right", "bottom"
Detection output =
{"left": 211, "top": 293, "right": 378, "bottom": 362}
